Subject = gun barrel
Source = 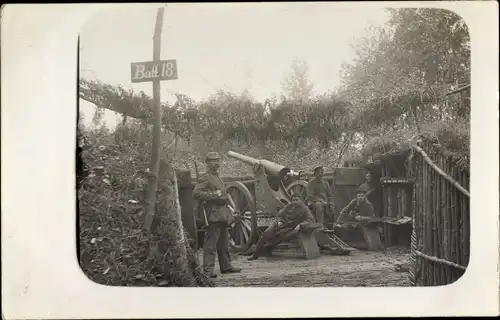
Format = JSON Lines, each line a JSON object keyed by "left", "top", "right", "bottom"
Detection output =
{"left": 227, "top": 151, "right": 291, "bottom": 180}
{"left": 227, "top": 151, "right": 260, "bottom": 166}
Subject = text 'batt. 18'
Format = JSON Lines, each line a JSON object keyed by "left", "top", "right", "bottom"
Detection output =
{"left": 130, "top": 59, "right": 178, "bottom": 83}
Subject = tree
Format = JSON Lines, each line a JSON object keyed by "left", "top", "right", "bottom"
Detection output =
{"left": 281, "top": 57, "right": 315, "bottom": 103}
{"left": 338, "top": 8, "right": 470, "bottom": 137}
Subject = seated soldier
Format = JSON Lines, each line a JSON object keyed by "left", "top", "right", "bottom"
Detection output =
{"left": 247, "top": 193, "right": 315, "bottom": 261}
{"left": 336, "top": 185, "right": 375, "bottom": 225}
{"left": 306, "top": 165, "right": 335, "bottom": 228}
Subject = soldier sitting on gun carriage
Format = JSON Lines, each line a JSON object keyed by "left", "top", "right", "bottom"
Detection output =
{"left": 193, "top": 152, "right": 242, "bottom": 278}
{"left": 336, "top": 185, "right": 375, "bottom": 225}
{"left": 247, "top": 193, "right": 316, "bottom": 261}
{"left": 306, "top": 165, "right": 335, "bottom": 228}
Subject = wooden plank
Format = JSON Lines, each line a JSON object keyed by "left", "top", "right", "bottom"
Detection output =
{"left": 178, "top": 182, "right": 197, "bottom": 249}
{"left": 392, "top": 186, "right": 397, "bottom": 215}
{"left": 398, "top": 187, "right": 403, "bottom": 219}
{"left": 387, "top": 184, "right": 393, "bottom": 245}
{"left": 398, "top": 188, "right": 405, "bottom": 246}
{"left": 405, "top": 186, "right": 413, "bottom": 218}
{"left": 360, "top": 225, "right": 384, "bottom": 250}
{"left": 297, "top": 223, "right": 321, "bottom": 260}
{"left": 380, "top": 178, "right": 415, "bottom": 185}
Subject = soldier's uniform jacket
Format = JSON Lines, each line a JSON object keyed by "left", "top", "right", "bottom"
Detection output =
{"left": 275, "top": 202, "right": 315, "bottom": 235}
{"left": 341, "top": 198, "right": 375, "bottom": 218}
{"left": 193, "top": 172, "right": 233, "bottom": 224}
{"left": 306, "top": 178, "right": 333, "bottom": 203}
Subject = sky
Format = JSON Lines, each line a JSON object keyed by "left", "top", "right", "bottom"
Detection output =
{"left": 79, "top": 3, "right": 389, "bottom": 129}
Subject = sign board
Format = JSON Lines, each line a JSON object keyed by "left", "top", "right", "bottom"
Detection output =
{"left": 130, "top": 59, "right": 178, "bottom": 83}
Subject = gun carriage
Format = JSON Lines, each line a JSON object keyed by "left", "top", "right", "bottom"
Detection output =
{"left": 190, "top": 151, "right": 363, "bottom": 253}
{"left": 222, "top": 151, "right": 305, "bottom": 252}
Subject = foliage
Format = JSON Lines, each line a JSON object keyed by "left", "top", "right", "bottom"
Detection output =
{"left": 358, "top": 119, "right": 470, "bottom": 170}
{"left": 339, "top": 8, "right": 470, "bottom": 133}
{"left": 78, "top": 123, "right": 213, "bottom": 287}
{"left": 80, "top": 82, "right": 356, "bottom": 154}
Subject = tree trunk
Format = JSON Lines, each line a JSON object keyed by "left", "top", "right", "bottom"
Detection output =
{"left": 151, "top": 159, "right": 214, "bottom": 287}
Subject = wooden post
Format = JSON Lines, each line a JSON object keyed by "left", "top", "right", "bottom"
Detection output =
{"left": 430, "top": 162, "right": 437, "bottom": 285}
{"left": 437, "top": 157, "right": 444, "bottom": 285}
{"left": 462, "top": 170, "right": 470, "bottom": 268}
{"left": 457, "top": 170, "right": 464, "bottom": 268}
{"left": 445, "top": 160, "right": 452, "bottom": 282}
{"left": 425, "top": 159, "right": 433, "bottom": 285}
{"left": 144, "top": 7, "right": 165, "bottom": 230}
{"left": 444, "top": 158, "right": 452, "bottom": 284}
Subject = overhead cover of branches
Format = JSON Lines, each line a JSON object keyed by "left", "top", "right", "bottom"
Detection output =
{"left": 80, "top": 8, "right": 470, "bottom": 156}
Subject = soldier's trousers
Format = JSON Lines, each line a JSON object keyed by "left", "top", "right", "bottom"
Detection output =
{"left": 203, "top": 222, "right": 233, "bottom": 273}
{"left": 310, "top": 202, "right": 327, "bottom": 226}
{"left": 253, "top": 220, "right": 296, "bottom": 257}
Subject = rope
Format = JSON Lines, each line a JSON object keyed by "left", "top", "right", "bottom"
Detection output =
{"left": 414, "top": 249, "right": 466, "bottom": 271}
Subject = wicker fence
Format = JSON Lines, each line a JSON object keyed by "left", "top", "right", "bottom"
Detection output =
{"left": 409, "top": 144, "right": 470, "bottom": 286}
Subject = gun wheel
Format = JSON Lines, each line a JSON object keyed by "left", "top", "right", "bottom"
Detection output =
{"left": 286, "top": 180, "right": 308, "bottom": 201}
{"left": 226, "top": 181, "right": 258, "bottom": 252}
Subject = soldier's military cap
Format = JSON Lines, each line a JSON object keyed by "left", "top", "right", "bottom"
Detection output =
{"left": 312, "top": 165, "right": 324, "bottom": 173}
{"left": 205, "top": 151, "right": 221, "bottom": 162}
{"left": 356, "top": 184, "right": 370, "bottom": 194}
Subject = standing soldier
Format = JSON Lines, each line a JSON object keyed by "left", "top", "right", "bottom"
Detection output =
{"left": 193, "top": 152, "right": 242, "bottom": 278}
{"left": 358, "top": 171, "right": 376, "bottom": 198}
{"left": 306, "top": 165, "right": 335, "bottom": 228}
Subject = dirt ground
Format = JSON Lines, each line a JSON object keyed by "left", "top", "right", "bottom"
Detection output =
{"left": 198, "top": 246, "right": 412, "bottom": 287}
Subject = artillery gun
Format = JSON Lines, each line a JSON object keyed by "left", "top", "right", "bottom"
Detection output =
{"left": 224, "top": 151, "right": 353, "bottom": 255}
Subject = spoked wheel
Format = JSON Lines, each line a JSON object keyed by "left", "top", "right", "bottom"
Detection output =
{"left": 286, "top": 180, "right": 308, "bottom": 201}
{"left": 225, "top": 181, "right": 258, "bottom": 252}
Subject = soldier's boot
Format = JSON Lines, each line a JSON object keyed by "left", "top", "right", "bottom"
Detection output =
{"left": 221, "top": 266, "right": 242, "bottom": 274}
{"left": 204, "top": 270, "right": 218, "bottom": 278}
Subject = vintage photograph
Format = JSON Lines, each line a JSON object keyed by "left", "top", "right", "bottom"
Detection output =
{"left": 77, "top": 3, "right": 470, "bottom": 288}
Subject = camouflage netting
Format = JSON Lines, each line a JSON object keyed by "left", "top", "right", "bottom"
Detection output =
{"left": 357, "top": 120, "right": 470, "bottom": 171}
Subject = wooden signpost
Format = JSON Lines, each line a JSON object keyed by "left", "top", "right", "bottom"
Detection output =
{"left": 134, "top": 6, "right": 179, "bottom": 230}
